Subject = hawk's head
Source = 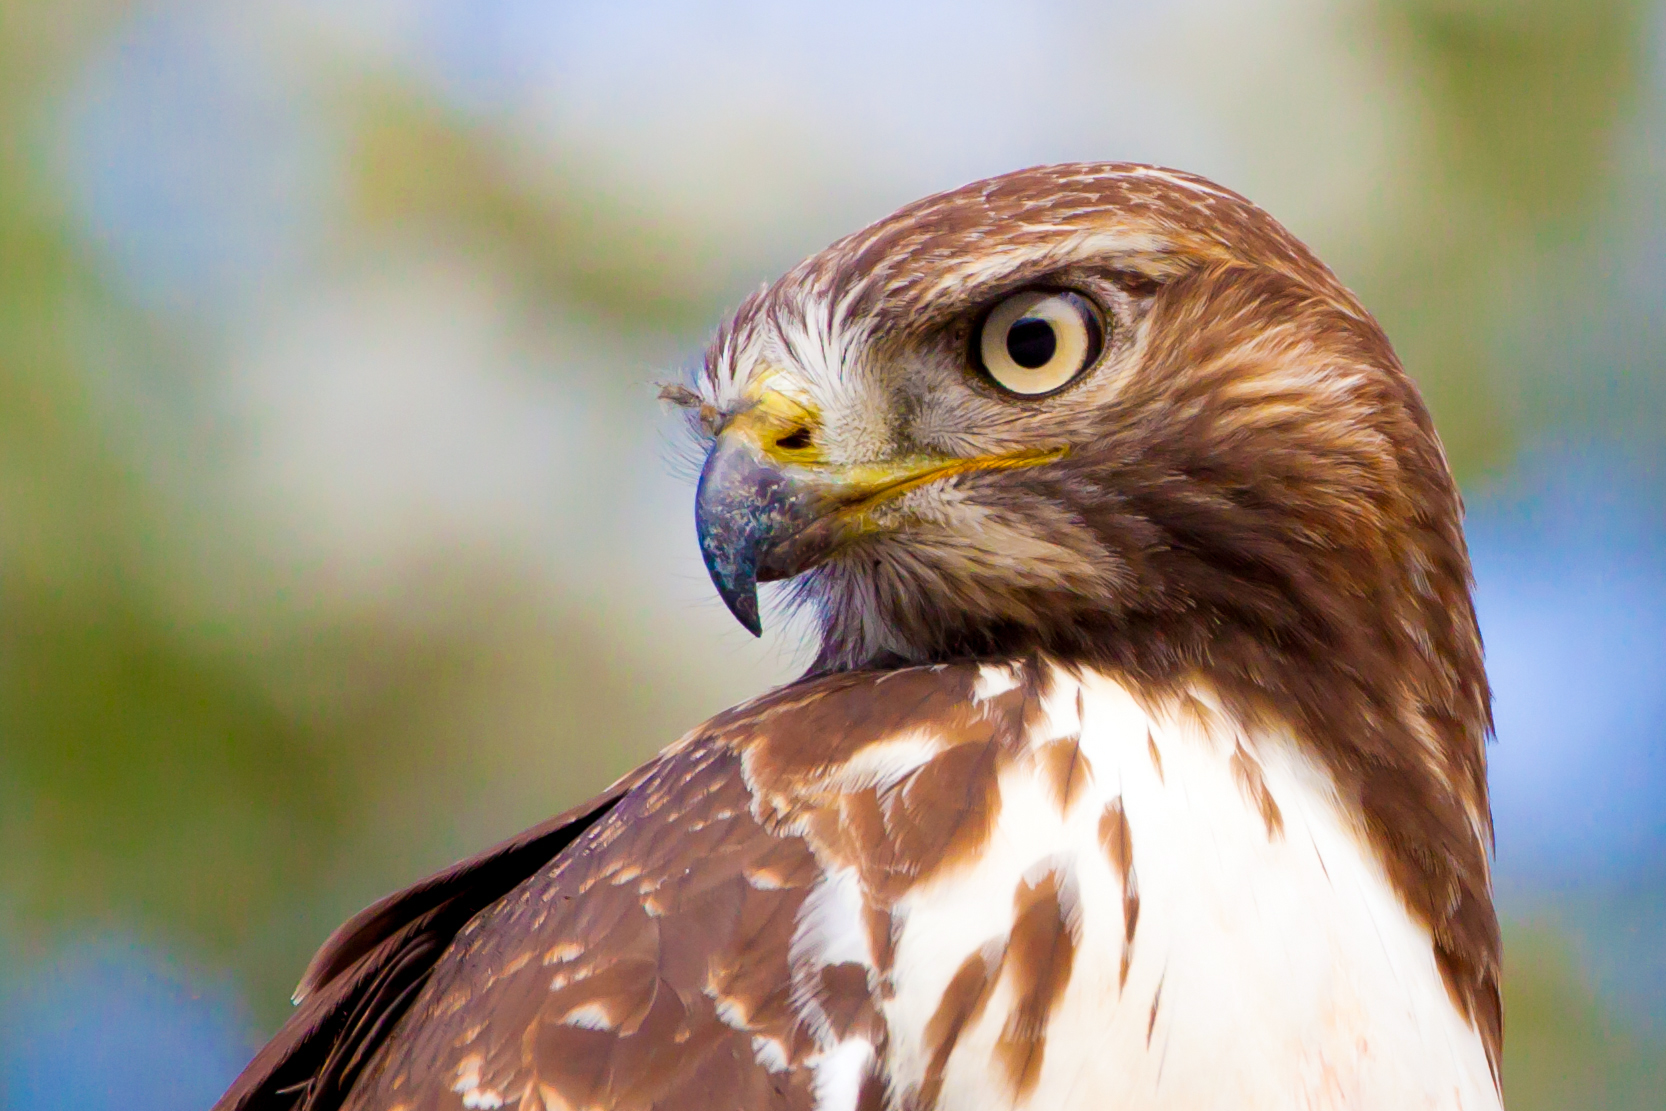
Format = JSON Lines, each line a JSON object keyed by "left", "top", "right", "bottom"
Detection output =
{"left": 678, "top": 165, "right": 1485, "bottom": 725}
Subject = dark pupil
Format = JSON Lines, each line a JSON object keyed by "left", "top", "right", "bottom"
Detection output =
{"left": 1006, "top": 318, "right": 1056, "bottom": 369}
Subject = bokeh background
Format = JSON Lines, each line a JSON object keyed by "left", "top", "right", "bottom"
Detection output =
{"left": 1, "top": 1, "right": 1662, "bottom": 1107}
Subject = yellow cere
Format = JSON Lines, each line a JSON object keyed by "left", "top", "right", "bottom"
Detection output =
{"left": 725, "top": 386, "right": 1068, "bottom": 513}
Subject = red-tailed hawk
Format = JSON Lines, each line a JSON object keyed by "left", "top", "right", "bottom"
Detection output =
{"left": 217, "top": 164, "right": 1502, "bottom": 1111}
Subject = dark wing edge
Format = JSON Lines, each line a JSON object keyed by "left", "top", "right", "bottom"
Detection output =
{"left": 212, "top": 760, "right": 660, "bottom": 1111}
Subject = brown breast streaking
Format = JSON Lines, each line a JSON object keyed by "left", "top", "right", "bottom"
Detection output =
{"left": 312, "top": 658, "right": 1498, "bottom": 1111}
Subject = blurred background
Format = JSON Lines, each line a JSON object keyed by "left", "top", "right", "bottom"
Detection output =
{"left": 0, "top": 1, "right": 1661, "bottom": 1107}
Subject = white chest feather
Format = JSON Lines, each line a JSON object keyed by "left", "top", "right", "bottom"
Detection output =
{"left": 793, "top": 666, "right": 1500, "bottom": 1111}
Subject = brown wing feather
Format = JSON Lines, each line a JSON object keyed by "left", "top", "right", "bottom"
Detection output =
{"left": 335, "top": 728, "right": 835, "bottom": 1111}
{"left": 213, "top": 761, "right": 657, "bottom": 1111}
{"left": 336, "top": 665, "right": 1029, "bottom": 1111}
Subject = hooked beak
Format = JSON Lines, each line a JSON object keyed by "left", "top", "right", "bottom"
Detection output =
{"left": 694, "top": 391, "right": 1065, "bottom": 635}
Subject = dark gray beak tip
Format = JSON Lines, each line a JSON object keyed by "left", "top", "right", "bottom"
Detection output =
{"left": 695, "top": 439, "right": 773, "bottom": 637}
{"left": 697, "top": 525, "right": 764, "bottom": 636}
{"left": 695, "top": 430, "right": 833, "bottom": 638}
{"left": 720, "top": 579, "right": 764, "bottom": 637}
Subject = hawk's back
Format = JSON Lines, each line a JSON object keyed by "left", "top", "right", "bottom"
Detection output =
{"left": 343, "top": 660, "right": 1500, "bottom": 1111}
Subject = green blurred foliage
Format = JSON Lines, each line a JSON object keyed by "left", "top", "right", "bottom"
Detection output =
{"left": 1348, "top": 0, "right": 1650, "bottom": 477}
{"left": 343, "top": 82, "right": 735, "bottom": 334}
{"left": 1502, "top": 925, "right": 1666, "bottom": 1110}
{"left": 0, "top": 0, "right": 348, "bottom": 1006}
{"left": 1388, "top": 0, "right": 1642, "bottom": 224}
{"left": 2, "top": 599, "right": 340, "bottom": 949}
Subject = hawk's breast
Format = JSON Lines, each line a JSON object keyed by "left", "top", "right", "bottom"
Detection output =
{"left": 345, "top": 661, "right": 1499, "bottom": 1111}
{"left": 768, "top": 664, "right": 1500, "bottom": 1111}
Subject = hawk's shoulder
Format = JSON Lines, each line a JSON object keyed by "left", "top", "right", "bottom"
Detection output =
{"left": 342, "top": 661, "right": 1008, "bottom": 1111}
{"left": 217, "top": 663, "right": 994, "bottom": 1111}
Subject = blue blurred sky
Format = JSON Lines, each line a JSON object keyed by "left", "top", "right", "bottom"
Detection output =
{"left": 1476, "top": 448, "right": 1666, "bottom": 883}
{"left": 0, "top": 937, "right": 251, "bottom": 1111}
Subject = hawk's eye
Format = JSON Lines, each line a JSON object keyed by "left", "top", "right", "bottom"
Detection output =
{"left": 975, "top": 290, "right": 1103, "bottom": 396}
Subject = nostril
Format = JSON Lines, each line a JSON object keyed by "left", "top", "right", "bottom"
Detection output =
{"left": 775, "top": 427, "right": 813, "bottom": 451}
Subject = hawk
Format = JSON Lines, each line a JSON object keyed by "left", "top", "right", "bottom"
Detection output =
{"left": 217, "top": 164, "right": 1502, "bottom": 1111}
